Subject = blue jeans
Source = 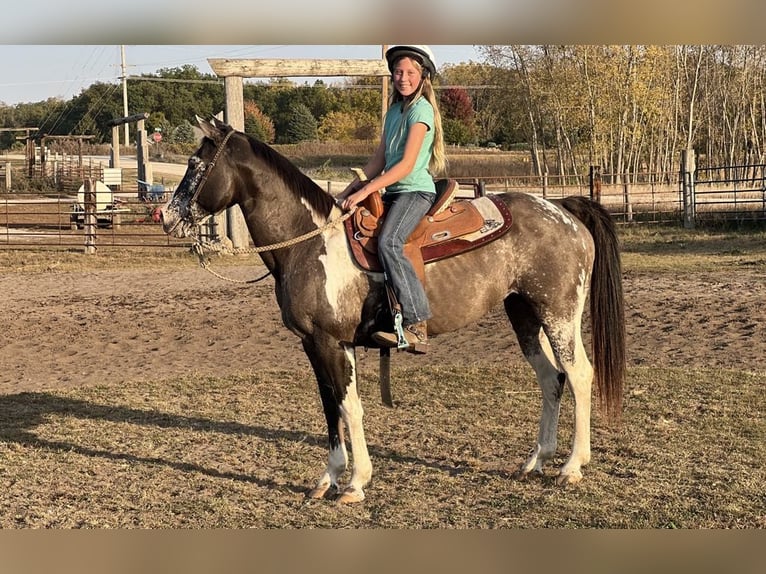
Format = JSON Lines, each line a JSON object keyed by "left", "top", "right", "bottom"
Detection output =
{"left": 378, "top": 191, "right": 436, "bottom": 325}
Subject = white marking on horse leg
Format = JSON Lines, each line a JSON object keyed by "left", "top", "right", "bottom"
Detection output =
{"left": 556, "top": 274, "right": 593, "bottom": 485}
{"left": 557, "top": 334, "right": 593, "bottom": 485}
{"left": 519, "top": 331, "right": 561, "bottom": 477}
{"left": 308, "top": 421, "right": 348, "bottom": 499}
{"left": 336, "top": 345, "right": 372, "bottom": 503}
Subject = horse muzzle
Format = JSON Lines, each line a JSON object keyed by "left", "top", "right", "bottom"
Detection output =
{"left": 158, "top": 205, "right": 188, "bottom": 238}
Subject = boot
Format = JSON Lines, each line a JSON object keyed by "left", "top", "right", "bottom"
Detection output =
{"left": 372, "top": 321, "right": 429, "bottom": 354}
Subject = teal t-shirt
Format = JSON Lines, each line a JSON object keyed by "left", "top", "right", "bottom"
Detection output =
{"left": 383, "top": 97, "right": 436, "bottom": 194}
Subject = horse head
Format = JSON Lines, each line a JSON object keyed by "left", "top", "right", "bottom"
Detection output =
{"left": 158, "top": 116, "right": 238, "bottom": 238}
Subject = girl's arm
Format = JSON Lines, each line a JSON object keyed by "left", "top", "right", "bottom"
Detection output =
{"left": 340, "top": 122, "right": 427, "bottom": 211}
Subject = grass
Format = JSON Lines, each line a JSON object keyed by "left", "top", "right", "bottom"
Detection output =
{"left": 617, "top": 225, "right": 766, "bottom": 273}
{"left": 1, "top": 365, "right": 763, "bottom": 528}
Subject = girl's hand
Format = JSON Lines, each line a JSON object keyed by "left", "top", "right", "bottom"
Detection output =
{"left": 336, "top": 180, "right": 364, "bottom": 204}
{"left": 341, "top": 187, "right": 372, "bottom": 211}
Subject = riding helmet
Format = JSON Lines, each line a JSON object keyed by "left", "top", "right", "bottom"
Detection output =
{"left": 385, "top": 45, "right": 436, "bottom": 78}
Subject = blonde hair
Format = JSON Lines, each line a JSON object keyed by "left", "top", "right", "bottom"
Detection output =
{"left": 389, "top": 61, "right": 447, "bottom": 177}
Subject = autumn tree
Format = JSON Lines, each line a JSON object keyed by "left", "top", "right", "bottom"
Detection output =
{"left": 439, "top": 87, "right": 477, "bottom": 145}
{"left": 244, "top": 100, "right": 276, "bottom": 143}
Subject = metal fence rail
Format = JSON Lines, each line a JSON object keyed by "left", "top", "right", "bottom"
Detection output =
{"left": 694, "top": 163, "right": 766, "bottom": 223}
{"left": 0, "top": 191, "right": 193, "bottom": 249}
{"left": 467, "top": 172, "right": 684, "bottom": 225}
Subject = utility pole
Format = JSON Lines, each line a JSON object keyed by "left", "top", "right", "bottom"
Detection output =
{"left": 121, "top": 46, "right": 130, "bottom": 147}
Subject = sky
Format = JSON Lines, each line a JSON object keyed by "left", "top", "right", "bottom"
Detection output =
{"left": 0, "top": 45, "right": 485, "bottom": 106}
{"left": 1, "top": 0, "right": 759, "bottom": 106}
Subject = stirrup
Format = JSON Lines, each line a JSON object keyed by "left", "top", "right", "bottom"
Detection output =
{"left": 393, "top": 309, "right": 409, "bottom": 349}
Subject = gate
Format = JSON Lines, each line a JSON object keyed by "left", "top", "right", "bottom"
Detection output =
{"left": 0, "top": 186, "right": 192, "bottom": 250}
{"left": 678, "top": 148, "right": 766, "bottom": 227}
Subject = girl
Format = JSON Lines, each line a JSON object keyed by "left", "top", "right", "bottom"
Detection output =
{"left": 339, "top": 45, "right": 447, "bottom": 354}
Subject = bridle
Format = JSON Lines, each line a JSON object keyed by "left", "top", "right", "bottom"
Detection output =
{"left": 190, "top": 128, "right": 236, "bottom": 205}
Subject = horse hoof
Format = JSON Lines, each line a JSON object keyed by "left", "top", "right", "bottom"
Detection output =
{"left": 556, "top": 470, "right": 583, "bottom": 486}
{"left": 513, "top": 467, "right": 543, "bottom": 481}
{"left": 307, "top": 484, "right": 336, "bottom": 500}
{"left": 336, "top": 486, "right": 365, "bottom": 504}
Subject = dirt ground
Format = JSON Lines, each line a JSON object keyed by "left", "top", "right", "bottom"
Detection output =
{"left": 0, "top": 262, "right": 763, "bottom": 396}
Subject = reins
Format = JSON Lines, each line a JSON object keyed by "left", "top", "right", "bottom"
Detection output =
{"left": 188, "top": 127, "right": 355, "bottom": 284}
{"left": 191, "top": 209, "right": 354, "bottom": 284}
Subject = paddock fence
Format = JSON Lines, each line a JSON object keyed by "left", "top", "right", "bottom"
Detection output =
{"left": 1, "top": 156, "right": 189, "bottom": 250}
{"left": 1, "top": 149, "right": 764, "bottom": 252}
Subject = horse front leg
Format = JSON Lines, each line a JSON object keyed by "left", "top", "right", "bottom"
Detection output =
{"left": 303, "top": 337, "right": 372, "bottom": 503}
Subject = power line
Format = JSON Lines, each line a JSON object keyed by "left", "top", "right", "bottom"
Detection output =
{"left": 126, "top": 76, "right": 222, "bottom": 85}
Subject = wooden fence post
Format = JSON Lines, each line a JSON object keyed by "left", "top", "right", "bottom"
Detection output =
{"left": 681, "top": 149, "right": 696, "bottom": 229}
{"left": 83, "top": 179, "right": 96, "bottom": 254}
{"left": 589, "top": 165, "right": 602, "bottom": 202}
{"left": 623, "top": 182, "right": 634, "bottom": 222}
{"left": 3, "top": 162, "right": 10, "bottom": 191}
{"left": 136, "top": 118, "right": 152, "bottom": 189}
{"left": 223, "top": 77, "right": 250, "bottom": 250}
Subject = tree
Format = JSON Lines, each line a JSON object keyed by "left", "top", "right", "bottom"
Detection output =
{"left": 442, "top": 118, "right": 476, "bottom": 146}
{"left": 318, "top": 109, "right": 379, "bottom": 141}
{"left": 318, "top": 110, "right": 357, "bottom": 141}
{"left": 127, "top": 66, "right": 224, "bottom": 127}
{"left": 440, "top": 87, "right": 474, "bottom": 123}
{"left": 171, "top": 120, "right": 197, "bottom": 144}
{"left": 439, "top": 87, "right": 477, "bottom": 145}
{"left": 147, "top": 111, "right": 170, "bottom": 135}
{"left": 244, "top": 100, "right": 276, "bottom": 143}
{"left": 441, "top": 61, "right": 519, "bottom": 146}
{"left": 284, "top": 103, "right": 318, "bottom": 143}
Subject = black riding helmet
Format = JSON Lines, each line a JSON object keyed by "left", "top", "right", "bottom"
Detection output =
{"left": 385, "top": 45, "right": 436, "bottom": 79}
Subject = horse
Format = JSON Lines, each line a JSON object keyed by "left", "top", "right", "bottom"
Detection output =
{"left": 158, "top": 116, "right": 625, "bottom": 504}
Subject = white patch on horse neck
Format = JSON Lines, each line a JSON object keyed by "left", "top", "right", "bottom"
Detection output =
{"left": 298, "top": 199, "right": 369, "bottom": 319}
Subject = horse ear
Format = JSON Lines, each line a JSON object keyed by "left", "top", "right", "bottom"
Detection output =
{"left": 210, "top": 116, "right": 230, "bottom": 132}
{"left": 196, "top": 115, "right": 222, "bottom": 142}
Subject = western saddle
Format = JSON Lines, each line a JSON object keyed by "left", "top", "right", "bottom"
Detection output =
{"left": 343, "top": 178, "right": 513, "bottom": 282}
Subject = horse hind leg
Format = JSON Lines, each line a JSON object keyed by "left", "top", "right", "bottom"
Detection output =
{"left": 506, "top": 294, "right": 594, "bottom": 485}
{"left": 505, "top": 295, "right": 564, "bottom": 479}
{"left": 550, "top": 324, "right": 594, "bottom": 485}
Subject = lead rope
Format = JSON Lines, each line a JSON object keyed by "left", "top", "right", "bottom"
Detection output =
{"left": 191, "top": 206, "right": 356, "bottom": 284}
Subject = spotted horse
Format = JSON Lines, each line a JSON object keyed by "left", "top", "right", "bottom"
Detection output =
{"left": 158, "top": 116, "right": 626, "bottom": 503}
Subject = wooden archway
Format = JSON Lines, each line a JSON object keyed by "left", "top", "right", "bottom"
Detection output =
{"left": 207, "top": 56, "right": 390, "bottom": 248}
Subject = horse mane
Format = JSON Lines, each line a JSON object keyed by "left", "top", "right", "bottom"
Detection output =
{"left": 242, "top": 133, "right": 337, "bottom": 217}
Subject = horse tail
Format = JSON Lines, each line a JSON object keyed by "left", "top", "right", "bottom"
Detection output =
{"left": 557, "top": 196, "right": 626, "bottom": 423}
